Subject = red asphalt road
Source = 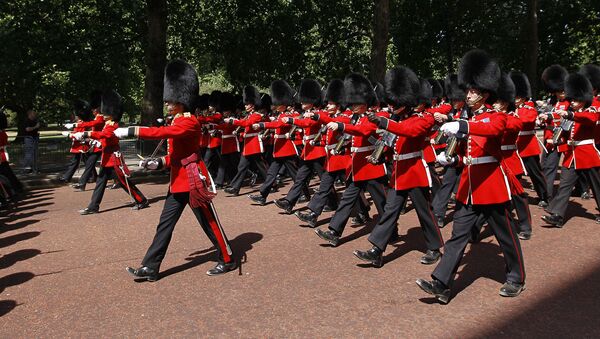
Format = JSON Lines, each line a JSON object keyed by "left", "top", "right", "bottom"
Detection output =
{"left": 1, "top": 177, "right": 600, "bottom": 337}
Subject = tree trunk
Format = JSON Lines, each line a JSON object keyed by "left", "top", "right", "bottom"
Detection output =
{"left": 141, "top": 0, "right": 167, "bottom": 126}
{"left": 370, "top": 0, "right": 390, "bottom": 84}
{"left": 525, "top": 0, "right": 539, "bottom": 98}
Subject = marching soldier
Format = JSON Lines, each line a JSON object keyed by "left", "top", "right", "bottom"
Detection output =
{"left": 59, "top": 100, "right": 92, "bottom": 183}
{"left": 73, "top": 90, "right": 149, "bottom": 215}
{"left": 314, "top": 73, "right": 387, "bottom": 246}
{"left": 416, "top": 50, "right": 526, "bottom": 304}
{"left": 353, "top": 66, "right": 444, "bottom": 267}
{"left": 214, "top": 92, "right": 242, "bottom": 189}
{"left": 68, "top": 91, "right": 103, "bottom": 191}
{"left": 248, "top": 81, "right": 302, "bottom": 205}
{"left": 511, "top": 71, "right": 549, "bottom": 207}
{"left": 578, "top": 64, "right": 600, "bottom": 149}
{"left": 202, "top": 91, "right": 223, "bottom": 177}
{"left": 541, "top": 73, "right": 600, "bottom": 227}
{"left": 119, "top": 60, "right": 236, "bottom": 280}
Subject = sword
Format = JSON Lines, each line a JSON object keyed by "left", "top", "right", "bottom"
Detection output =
{"left": 115, "top": 151, "right": 135, "bottom": 204}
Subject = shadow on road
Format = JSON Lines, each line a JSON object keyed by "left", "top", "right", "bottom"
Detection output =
{"left": 158, "top": 232, "right": 263, "bottom": 280}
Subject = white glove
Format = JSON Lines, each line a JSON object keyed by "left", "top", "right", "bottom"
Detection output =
{"left": 139, "top": 158, "right": 159, "bottom": 170}
{"left": 64, "top": 123, "right": 75, "bottom": 130}
{"left": 113, "top": 127, "right": 129, "bottom": 139}
{"left": 90, "top": 139, "right": 101, "bottom": 148}
{"left": 72, "top": 132, "right": 84, "bottom": 141}
{"left": 436, "top": 152, "right": 455, "bottom": 166}
{"left": 440, "top": 121, "right": 460, "bottom": 136}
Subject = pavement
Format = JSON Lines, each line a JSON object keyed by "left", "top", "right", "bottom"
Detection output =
{"left": 1, "top": 173, "right": 600, "bottom": 337}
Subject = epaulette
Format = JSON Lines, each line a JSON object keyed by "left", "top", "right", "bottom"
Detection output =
{"left": 183, "top": 112, "right": 192, "bottom": 117}
{"left": 588, "top": 106, "right": 598, "bottom": 113}
{"left": 106, "top": 120, "right": 115, "bottom": 126}
{"left": 523, "top": 105, "right": 534, "bottom": 110}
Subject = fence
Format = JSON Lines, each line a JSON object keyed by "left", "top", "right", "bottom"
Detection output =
{"left": 6, "top": 138, "right": 167, "bottom": 173}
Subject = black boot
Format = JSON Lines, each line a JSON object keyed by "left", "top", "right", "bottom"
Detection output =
{"left": 295, "top": 210, "right": 318, "bottom": 228}
{"left": 274, "top": 198, "right": 293, "bottom": 214}
{"left": 416, "top": 278, "right": 451, "bottom": 304}
{"left": 353, "top": 246, "right": 383, "bottom": 267}
{"left": 206, "top": 261, "right": 237, "bottom": 276}
{"left": 315, "top": 228, "right": 340, "bottom": 246}
{"left": 541, "top": 213, "right": 564, "bottom": 228}
{"left": 248, "top": 194, "right": 267, "bottom": 206}
{"left": 125, "top": 266, "right": 158, "bottom": 282}
{"left": 499, "top": 281, "right": 525, "bottom": 297}
{"left": 420, "top": 249, "right": 442, "bottom": 265}
{"left": 224, "top": 187, "right": 240, "bottom": 196}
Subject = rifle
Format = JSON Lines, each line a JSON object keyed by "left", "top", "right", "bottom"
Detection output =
{"left": 332, "top": 113, "right": 360, "bottom": 155}
{"left": 367, "top": 112, "right": 401, "bottom": 164}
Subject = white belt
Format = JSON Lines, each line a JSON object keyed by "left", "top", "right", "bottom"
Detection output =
{"left": 351, "top": 146, "right": 375, "bottom": 153}
{"left": 501, "top": 145, "right": 517, "bottom": 151}
{"left": 393, "top": 151, "right": 422, "bottom": 161}
{"left": 518, "top": 130, "right": 536, "bottom": 136}
{"left": 274, "top": 134, "right": 287, "bottom": 139}
{"left": 325, "top": 144, "right": 337, "bottom": 150}
{"left": 245, "top": 133, "right": 259, "bottom": 138}
{"left": 568, "top": 139, "right": 594, "bottom": 146}
{"left": 303, "top": 134, "right": 318, "bottom": 140}
{"left": 463, "top": 156, "right": 497, "bottom": 166}
{"left": 221, "top": 134, "right": 236, "bottom": 139}
{"left": 596, "top": 121, "right": 600, "bottom": 125}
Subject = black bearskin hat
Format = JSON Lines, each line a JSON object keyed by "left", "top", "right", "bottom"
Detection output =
{"left": 509, "top": 71, "right": 532, "bottom": 99}
{"left": 299, "top": 79, "right": 322, "bottom": 105}
{"left": 565, "top": 73, "right": 593, "bottom": 106}
{"left": 220, "top": 92, "right": 236, "bottom": 112}
{"left": 541, "top": 64, "right": 568, "bottom": 93}
{"left": 90, "top": 90, "right": 102, "bottom": 109}
{"left": 428, "top": 79, "right": 443, "bottom": 100}
{"left": 344, "top": 73, "right": 376, "bottom": 105}
{"left": 73, "top": 99, "right": 89, "bottom": 114}
{"left": 196, "top": 94, "right": 209, "bottom": 111}
{"left": 373, "top": 82, "right": 386, "bottom": 106}
{"left": 458, "top": 49, "right": 501, "bottom": 94}
{"left": 243, "top": 86, "right": 261, "bottom": 106}
{"left": 324, "top": 79, "right": 345, "bottom": 104}
{"left": 417, "top": 79, "right": 433, "bottom": 105}
{"left": 258, "top": 93, "right": 272, "bottom": 111}
{"left": 270, "top": 80, "right": 295, "bottom": 106}
{"left": 101, "top": 89, "right": 123, "bottom": 121}
{"left": 384, "top": 66, "right": 420, "bottom": 108}
{"left": 163, "top": 59, "right": 199, "bottom": 111}
{"left": 208, "top": 90, "right": 222, "bottom": 111}
{"left": 579, "top": 64, "right": 600, "bottom": 91}
{"left": 495, "top": 73, "right": 516, "bottom": 104}
{"left": 444, "top": 74, "right": 466, "bottom": 101}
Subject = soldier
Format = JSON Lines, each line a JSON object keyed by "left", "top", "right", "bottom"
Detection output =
{"left": 416, "top": 50, "right": 526, "bottom": 304}
{"left": 214, "top": 92, "right": 242, "bottom": 189}
{"left": 0, "top": 110, "right": 23, "bottom": 196}
{"left": 314, "top": 73, "right": 387, "bottom": 246}
{"left": 223, "top": 87, "right": 269, "bottom": 196}
{"left": 541, "top": 73, "right": 600, "bottom": 227}
{"left": 202, "top": 91, "right": 223, "bottom": 177}
{"left": 431, "top": 74, "right": 468, "bottom": 227}
{"left": 118, "top": 60, "right": 236, "bottom": 280}
{"left": 353, "top": 66, "right": 444, "bottom": 267}
{"left": 539, "top": 65, "right": 570, "bottom": 200}
{"left": 59, "top": 100, "right": 92, "bottom": 183}
{"left": 273, "top": 79, "right": 335, "bottom": 214}
{"left": 73, "top": 90, "right": 149, "bottom": 215}
{"left": 248, "top": 81, "right": 302, "bottom": 205}
{"left": 512, "top": 71, "right": 549, "bottom": 207}
{"left": 68, "top": 91, "right": 103, "bottom": 191}
{"left": 578, "top": 64, "right": 600, "bottom": 149}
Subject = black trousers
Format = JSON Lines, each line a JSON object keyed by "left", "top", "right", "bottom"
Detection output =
{"left": 203, "top": 147, "right": 221, "bottom": 178}
{"left": 549, "top": 165, "right": 600, "bottom": 219}
{"left": 215, "top": 152, "right": 239, "bottom": 186}
{"left": 229, "top": 153, "right": 268, "bottom": 191}
{"left": 62, "top": 153, "right": 85, "bottom": 182}
{"left": 369, "top": 186, "right": 443, "bottom": 252}
{"left": 432, "top": 202, "right": 526, "bottom": 287}
{"left": 512, "top": 193, "right": 532, "bottom": 233}
{"left": 541, "top": 148, "right": 561, "bottom": 199}
{"left": 432, "top": 166, "right": 462, "bottom": 218}
{"left": 87, "top": 166, "right": 146, "bottom": 210}
{"left": 428, "top": 162, "right": 441, "bottom": 197}
{"left": 78, "top": 152, "right": 100, "bottom": 186}
{"left": 308, "top": 170, "right": 345, "bottom": 215}
{"left": 329, "top": 177, "right": 387, "bottom": 235}
{"left": 284, "top": 158, "right": 333, "bottom": 206}
{"left": 259, "top": 156, "right": 299, "bottom": 198}
{"left": 0, "top": 161, "right": 23, "bottom": 192}
{"left": 141, "top": 191, "right": 233, "bottom": 270}
{"left": 522, "top": 156, "right": 548, "bottom": 201}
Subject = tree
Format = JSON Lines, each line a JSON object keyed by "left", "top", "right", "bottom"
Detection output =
{"left": 370, "top": 0, "right": 390, "bottom": 83}
{"left": 141, "top": 0, "right": 167, "bottom": 125}
{"left": 524, "top": 0, "right": 539, "bottom": 96}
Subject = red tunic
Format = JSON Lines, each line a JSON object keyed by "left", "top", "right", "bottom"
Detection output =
{"left": 262, "top": 112, "right": 299, "bottom": 158}
{"left": 0, "top": 131, "right": 9, "bottom": 163}
{"left": 516, "top": 102, "right": 542, "bottom": 157}
{"left": 381, "top": 113, "right": 434, "bottom": 191}
{"left": 232, "top": 113, "right": 266, "bottom": 156}
{"left": 501, "top": 112, "right": 526, "bottom": 176}
{"left": 421, "top": 110, "right": 438, "bottom": 163}
{"left": 543, "top": 100, "right": 570, "bottom": 152}
{"left": 70, "top": 123, "right": 89, "bottom": 153}
{"left": 200, "top": 113, "right": 223, "bottom": 149}
{"left": 77, "top": 114, "right": 105, "bottom": 153}
{"left": 136, "top": 113, "right": 209, "bottom": 193}
{"left": 88, "top": 120, "right": 119, "bottom": 167}
{"left": 562, "top": 107, "right": 600, "bottom": 170}
{"left": 318, "top": 112, "right": 351, "bottom": 173}
{"left": 455, "top": 108, "right": 511, "bottom": 205}
{"left": 215, "top": 122, "right": 240, "bottom": 155}
{"left": 340, "top": 115, "right": 386, "bottom": 181}
{"left": 592, "top": 96, "right": 600, "bottom": 145}
{"left": 291, "top": 115, "right": 326, "bottom": 161}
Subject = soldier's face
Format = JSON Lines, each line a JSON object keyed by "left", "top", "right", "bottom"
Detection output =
{"left": 451, "top": 100, "right": 464, "bottom": 109}
{"left": 570, "top": 100, "right": 585, "bottom": 111}
{"left": 302, "top": 103, "right": 313, "bottom": 111}
{"left": 275, "top": 105, "right": 286, "bottom": 113}
{"left": 466, "top": 89, "right": 487, "bottom": 108}
{"left": 351, "top": 104, "right": 367, "bottom": 114}
{"left": 245, "top": 104, "right": 255, "bottom": 112}
{"left": 556, "top": 91, "right": 566, "bottom": 100}
{"left": 326, "top": 103, "right": 338, "bottom": 113}
{"left": 165, "top": 102, "right": 184, "bottom": 115}
{"left": 515, "top": 97, "right": 526, "bottom": 106}
{"left": 493, "top": 101, "right": 508, "bottom": 112}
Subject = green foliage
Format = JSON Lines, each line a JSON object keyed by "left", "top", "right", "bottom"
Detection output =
{"left": 0, "top": 0, "right": 598, "bottom": 126}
